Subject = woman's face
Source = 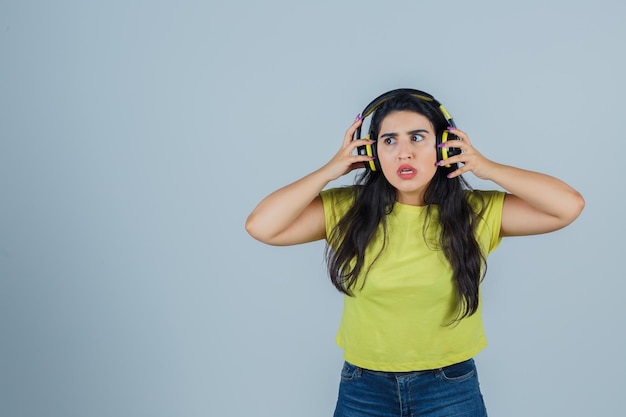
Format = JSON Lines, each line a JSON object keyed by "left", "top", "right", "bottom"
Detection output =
{"left": 376, "top": 110, "right": 438, "bottom": 206}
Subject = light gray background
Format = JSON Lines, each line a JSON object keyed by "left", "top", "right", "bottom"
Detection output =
{"left": 1, "top": 1, "right": 624, "bottom": 416}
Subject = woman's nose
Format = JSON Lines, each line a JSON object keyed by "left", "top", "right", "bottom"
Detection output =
{"left": 398, "top": 141, "right": 413, "bottom": 159}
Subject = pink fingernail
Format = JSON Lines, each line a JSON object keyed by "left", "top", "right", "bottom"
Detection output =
{"left": 447, "top": 126, "right": 455, "bottom": 131}
{"left": 355, "top": 113, "right": 363, "bottom": 121}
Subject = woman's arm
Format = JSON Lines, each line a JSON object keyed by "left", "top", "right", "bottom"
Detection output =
{"left": 244, "top": 171, "right": 329, "bottom": 246}
{"left": 441, "top": 128, "right": 585, "bottom": 237}
{"left": 245, "top": 116, "right": 374, "bottom": 245}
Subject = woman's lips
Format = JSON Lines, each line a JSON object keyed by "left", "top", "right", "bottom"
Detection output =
{"left": 397, "top": 164, "right": 417, "bottom": 179}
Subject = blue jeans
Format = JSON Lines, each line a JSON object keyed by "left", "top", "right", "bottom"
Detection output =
{"left": 333, "top": 359, "right": 488, "bottom": 417}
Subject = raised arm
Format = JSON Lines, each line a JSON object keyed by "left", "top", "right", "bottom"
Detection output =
{"left": 441, "top": 128, "right": 585, "bottom": 237}
{"left": 245, "top": 116, "right": 374, "bottom": 245}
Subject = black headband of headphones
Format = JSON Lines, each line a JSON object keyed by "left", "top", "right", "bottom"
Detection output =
{"left": 354, "top": 88, "right": 461, "bottom": 171}
{"left": 355, "top": 88, "right": 456, "bottom": 138}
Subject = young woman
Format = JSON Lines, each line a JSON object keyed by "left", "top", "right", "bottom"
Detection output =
{"left": 245, "top": 89, "right": 584, "bottom": 417}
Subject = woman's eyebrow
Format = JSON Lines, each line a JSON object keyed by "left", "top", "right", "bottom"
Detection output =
{"left": 380, "top": 129, "right": 430, "bottom": 138}
{"left": 408, "top": 129, "right": 430, "bottom": 135}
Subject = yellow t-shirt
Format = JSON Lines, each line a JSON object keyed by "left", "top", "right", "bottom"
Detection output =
{"left": 320, "top": 187, "right": 505, "bottom": 371}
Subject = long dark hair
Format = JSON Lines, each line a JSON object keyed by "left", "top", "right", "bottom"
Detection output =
{"left": 325, "top": 93, "right": 486, "bottom": 320}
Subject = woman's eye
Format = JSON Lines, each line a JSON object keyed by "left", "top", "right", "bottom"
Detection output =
{"left": 412, "top": 134, "right": 424, "bottom": 142}
{"left": 384, "top": 137, "right": 396, "bottom": 145}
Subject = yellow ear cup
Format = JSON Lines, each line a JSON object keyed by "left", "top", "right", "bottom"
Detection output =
{"left": 440, "top": 130, "right": 452, "bottom": 168}
{"left": 364, "top": 134, "right": 377, "bottom": 171}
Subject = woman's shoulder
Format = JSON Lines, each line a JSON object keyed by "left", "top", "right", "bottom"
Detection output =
{"left": 320, "top": 185, "right": 359, "bottom": 219}
{"left": 463, "top": 188, "right": 506, "bottom": 200}
{"left": 463, "top": 189, "right": 507, "bottom": 214}
{"left": 320, "top": 185, "right": 358, "bottom": 202}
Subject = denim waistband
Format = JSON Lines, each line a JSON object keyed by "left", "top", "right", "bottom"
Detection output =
{"left": 348, "top": 358, "right": 474, "bottom": 377}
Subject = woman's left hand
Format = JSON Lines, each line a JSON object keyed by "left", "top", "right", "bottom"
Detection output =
{"left": 437, "top": 128, "right": 495, "bottom": 180}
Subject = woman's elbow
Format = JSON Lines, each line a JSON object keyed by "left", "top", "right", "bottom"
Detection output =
{"left": 245, "top": 214, "right": 285, "bottom": 245}
{"left": 562, "top": 190, "right": 585, "bottom": 226}
{"left": 245, "top": 214, "right": 269, "bottom": 243}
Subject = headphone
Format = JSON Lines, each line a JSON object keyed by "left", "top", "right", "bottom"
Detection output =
{"left": 355, "top": 88, "right": 461, "bottom": 171}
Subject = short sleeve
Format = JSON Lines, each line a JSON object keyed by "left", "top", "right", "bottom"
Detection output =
{"left": 466, "top": 190, "right": 506, "bottom": 254}
{"left": 319, "top": 187, "right": 355, "bottom": 241}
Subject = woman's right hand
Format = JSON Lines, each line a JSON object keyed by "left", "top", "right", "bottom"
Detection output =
{"left": 320, "top": 115, "right": 376, "bottom": 180}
